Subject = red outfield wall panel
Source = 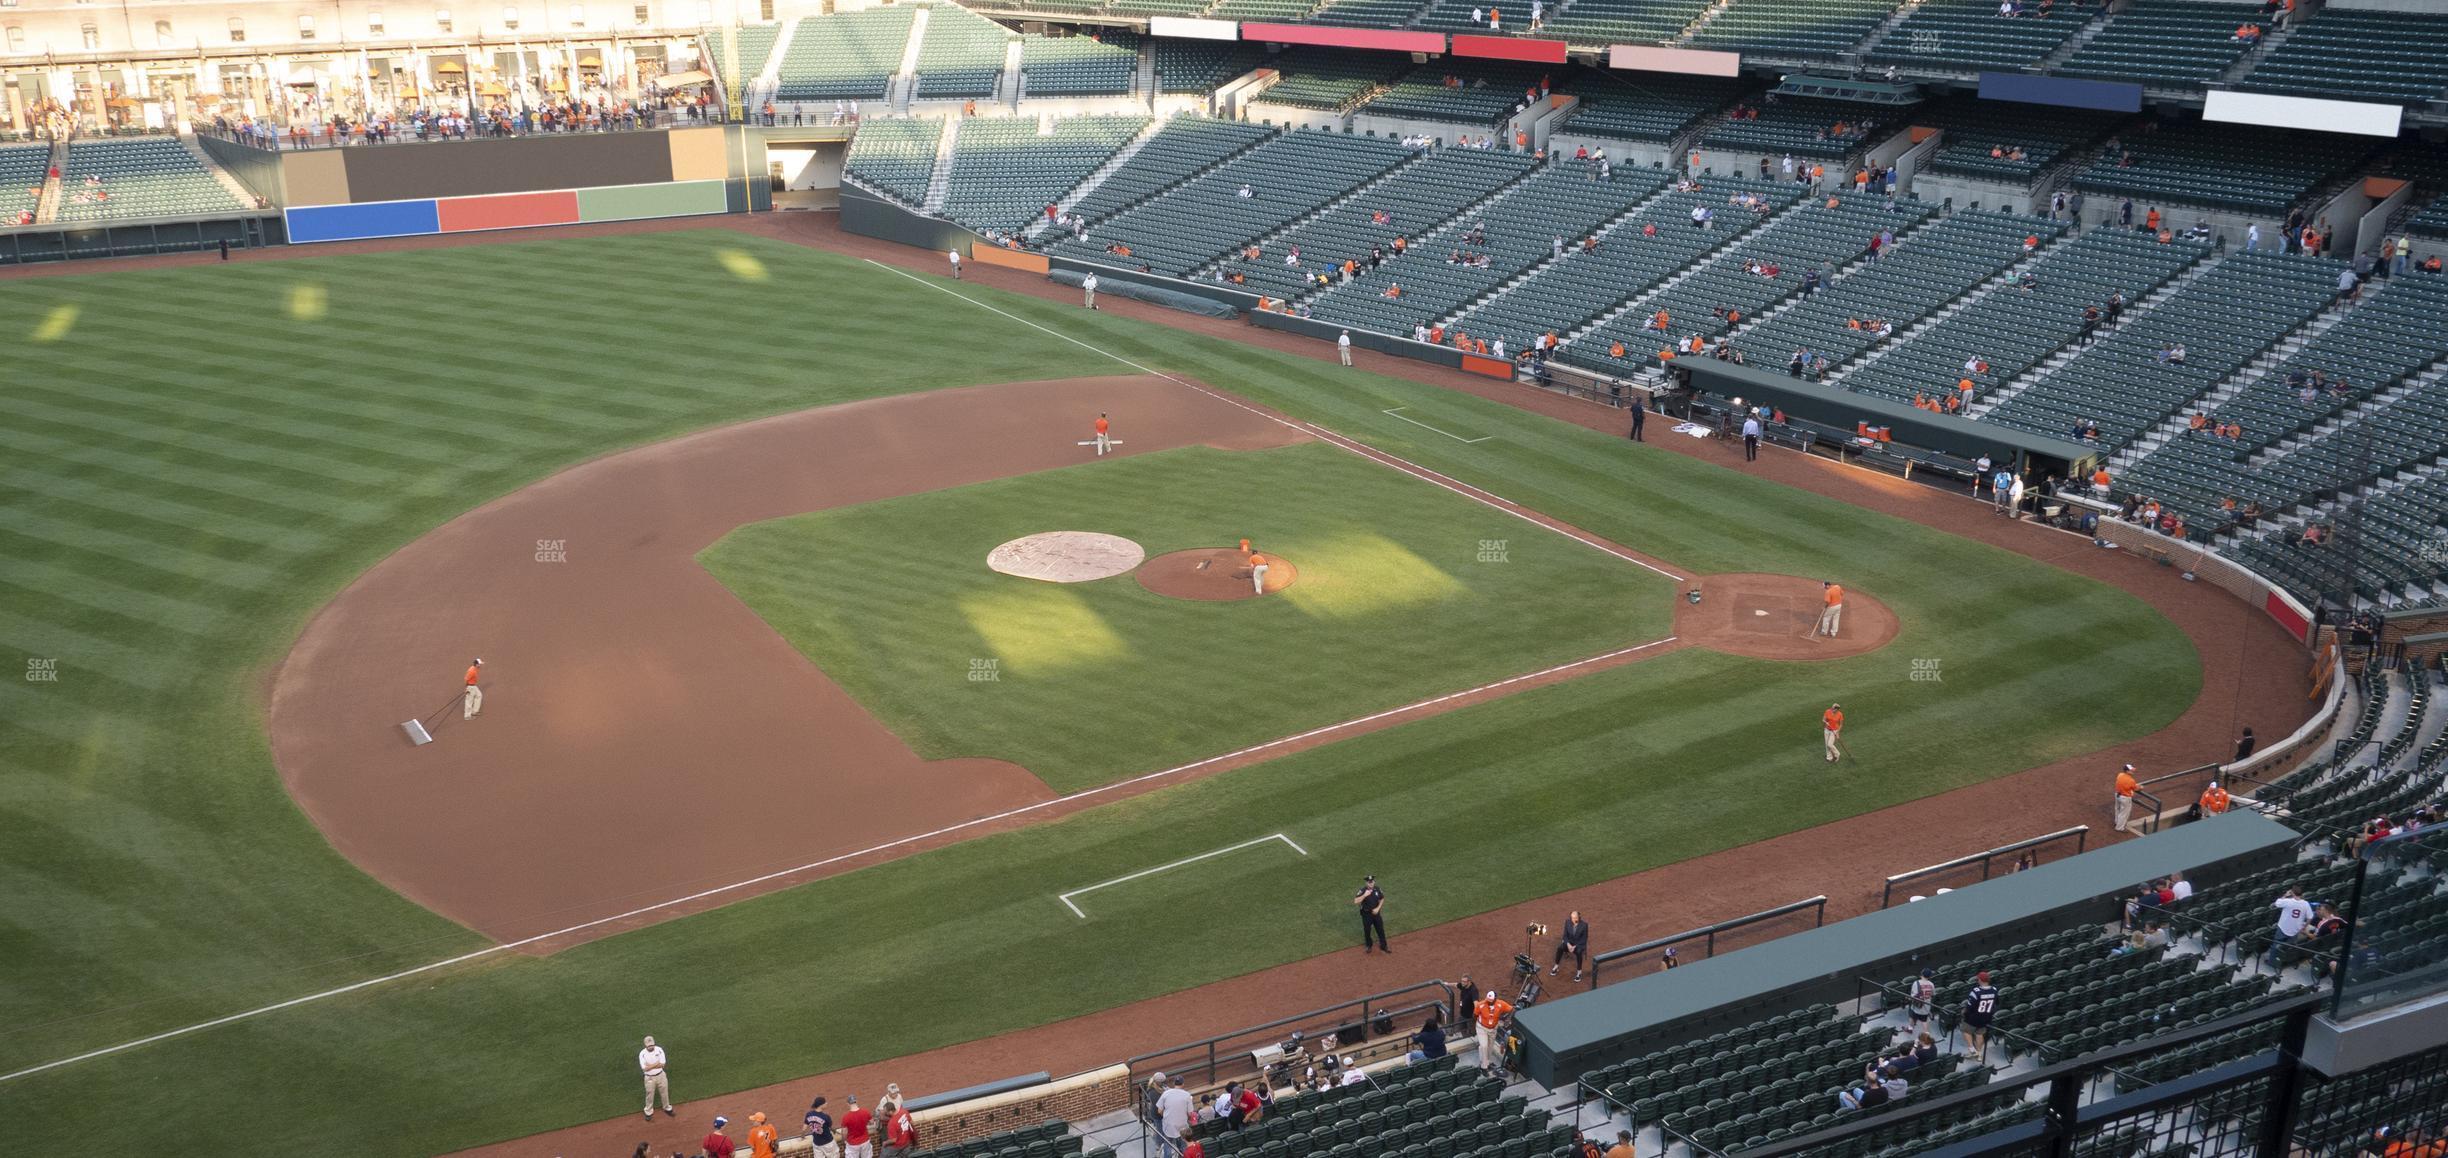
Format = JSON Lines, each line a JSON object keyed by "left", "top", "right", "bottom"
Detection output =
{"left": 1240, "top": 23, "right": 1444, "bottom": 52}
{"left": 436, "top": 189, "right": 582, "bottom": 233}
{"left": 1451, "top": 34, "right": 1567, "bottom": 62}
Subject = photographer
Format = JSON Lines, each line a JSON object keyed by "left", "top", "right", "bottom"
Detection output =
{"left": 1549, "top": 911, "right": 1591, "bottom": 982}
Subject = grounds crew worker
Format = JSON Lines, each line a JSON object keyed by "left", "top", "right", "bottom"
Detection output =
{"left": 2114, "top": 763, "right": 2139, "bottom": 832}
{"left": 1816, "top": 581, "right": 1844, "bottom": 638}
{"left": 1472, "top": 990, "right": 1514, "bottom": 1072}
{"left": 463, "top": 657, "right": 484, "bottom": 720}
{"left": 639, "top": 1034, "right": 673, "bottom": 1120}
{"left": 1355, "top": 875, "right": 1389, "bottom": 953}
{"left": 1822, "top": 703, "right": 1844, "bottom": 762}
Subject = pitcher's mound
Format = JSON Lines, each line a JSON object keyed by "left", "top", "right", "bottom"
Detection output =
{"left": 1675, "top": 572, "right": 1898, "bottom": 660}
{"left": 988, "top": 532, "right": 1146, "bottom": 583}
{"left": 1138, "top": 548, "right": 1299, "bottom": 601}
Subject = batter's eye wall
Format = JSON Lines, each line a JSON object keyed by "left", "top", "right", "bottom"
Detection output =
{"left": 339, "top": 130, "right": 679, "bottom": 201}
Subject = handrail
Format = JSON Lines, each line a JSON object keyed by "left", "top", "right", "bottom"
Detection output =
{"left": 1122, "top": 979, "right": 1455, "bottom": 1090}
{"left": 1878, "top": 827, "right": 2090, "bottom": 909}
{"left": 2136, "top": 763, "right": 2219, "bottom": 790}
{"left": 1586, "top": 896, "right": 1829, "bottom": 988}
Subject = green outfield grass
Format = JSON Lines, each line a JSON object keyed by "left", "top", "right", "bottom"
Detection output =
{"left": 0, "top": 230, "right": 2199, "bottom": 1155}
{"left": 700, "top": 442, "right": 1675, "bottom": 790}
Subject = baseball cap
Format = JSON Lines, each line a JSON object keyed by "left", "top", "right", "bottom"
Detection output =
{"left": 2209, "top": 781, "right": 2220, "bottom": 790}
{"left": 1920, "top": 968, "right": 1932, "bottom": 979}
{"left": 1976, "top": 971, "right": 1991, "bottom": 983}
{"left": 848, "top": 1095, "right": 860, "bottom": 1104}
{"left": 714, "top": 1116, "right": 729, "bottom": 1128}
{"left": 751, "top": 1113, "right": 767, "bottom": 1124}
{"left": 643, "top": 1035, "right": 655, "bottom": 1046}
{"left": 810, "top": 1096, "right": 828, "bottom": 1109}
{"left": 2123, "top": 763, "right": 2135, "bottom": 771}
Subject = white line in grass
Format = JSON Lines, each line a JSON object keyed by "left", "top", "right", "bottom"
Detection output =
{"left": 1382, "top": 407, "right": 1492, "bottom": 444}
{"left": 0, "top": 634, "right": 1676, "bottom": 1085}
{"left": 1058, "top": 833, "right": 1308, "bottom": 918}
{"left": 858, "top": 260, "right": 1686, "bottom": 584}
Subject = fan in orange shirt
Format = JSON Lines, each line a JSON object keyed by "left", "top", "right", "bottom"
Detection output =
{"left": 1821, "top": 703, "right": 1845, "bottom": 763}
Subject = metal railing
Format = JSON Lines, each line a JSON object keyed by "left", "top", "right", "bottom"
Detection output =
{"left": 1123, "top": 979, "right": 1456, "bottom": 1092}
{"left": 1879, "top": 827, "right": 2091, "bottom": 909}
{"left": 1585, "top": 896, "right": 1829, "bottom": 988}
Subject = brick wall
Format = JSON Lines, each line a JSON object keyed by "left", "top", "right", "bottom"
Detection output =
{"left": 910, "top": 1065, "right": 1132, "bottom": 1149}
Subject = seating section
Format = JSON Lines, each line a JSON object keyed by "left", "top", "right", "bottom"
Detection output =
{"left": 1153, "top": 40, "right": 1266, "bottom": 94}
{"left": 1701, "top": 96, "right": 1910, "bottom": 161}
{"left": 1540, "top": 0, "right": 1712, "bottom": 47}
{"left": 1198, "top": 1055, "right": 1577, "bottom": 1158}
{"left": 1459, "top": 176, "right": 1804, "bottom": 352}
{"left": 1868, "top": 0, "right": 2090, "bottom": 71}
{"left": 2240, "top": 9, "right": 2448, "bottom": 105}
{"left": 1304, "top": 165, "right": 1669, "bottom": 336}
{"left": 942, "top": 115, "right": 1149, "bottom": 234}
{"left": 704, "top": 24, "right": 782, "bottom": 93}
{"left": 1050, "top": 131, "right": 1413, "bottom": 274}
{"left": 1687, "top": 0, "right": 1899, "bottom": 59}
{"left": 2410, "top": 193, "right": 2448, "bottom": 241}
{"left": 904, "top": 1119, "right": 1080, "bottom": 1158}
{"left": 914, "top": 4, "right": 1012, "bottom": 100}
{"left": 1842, "top": 229, "right": 2207, "bottom": 408}
{"left": 1360, "top": 62, "right": 1554, "bottom": 129}
{"left": 844, "top": 117, "right": 946, "bottom": 205}
{"left": 0, "top": 143, "right": 46, "bottom": 225}
{"left": 1561, "top": 193, "right": 1935, "bottom": 373}
{"left": 55, "top": 138, "right": 247, "bottom": 223}
{"left": 1213, "top": 147, "right": 1535, "bottom": 298}
{"left": 1918, "top": 98, "right": 2117, "bottom": 186}
{"left": 1070, "top": 116, "right": 1274, "bottom": 223}
{"left": 1308, "top": 0, "right": 1434, "bottom": 28}
{"left": 2071, "top": 120, "right": 2368, "bottom": 216}
{"left": 1206, "top": 0, "right": 1317, "bottom": 20}
{"left": 1554, "top": 79, "right": 1749, "bottom": 144}
{"left": 1253, "top": 49, "right": 1411, "bottom": 113}
{"left": 1019, "top": 30, "right": 1138, "bottom": 97}
{"left": 1108, "top": 0, "right": 1217, "bottom": 14}
{"left": 775, "top": 7, "right": 917, "bottom": 101}
{"left": 1984, "top": 251, "right": 2346, "bottom": 451}
{"left": 2055, "top": 1, "right": 2265, "bottom": 88}
{"left": 1740, "top": 209, "right": 2064, "bottom": 378}
{"left": 2123, "top": 275, "right": 2448, "bottom": 533}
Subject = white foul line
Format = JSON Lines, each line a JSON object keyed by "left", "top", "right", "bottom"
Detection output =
{"left": 1059, "top": 833, "right": 1308, "bottom": 918}
{"left": 0, "top": 632, "right": 1678, "bottom": 1086}
{"left": 1383, "top": 407, "right": 1493, "bottom": 444}
{"left": 859, "top": 260, "right": 1686, "bottom": 584}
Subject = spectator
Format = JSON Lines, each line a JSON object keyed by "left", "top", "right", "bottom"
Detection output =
{"left": 1155, "top": 1075, "right": 1193, "bottom": 1156}
{"left": 806, "top": 1098, "right": 838, "bottom": 1158}
{"left": 2269, "top": 886, "right": 2313, "bottom": 967}
{"left": 1604, "top": 1131, "right": 1636, "bottom": 1158}
{"left": 1959, "top": 971, "right": 1999, "bottom": 1059}
{"left": 1473, "top": 989, "right": 1515, "bottom": 1072}
{"left": 2200, "top": 781, "right": 2232, "bottom": 816}
{"left": 1906, "top": 968, "right": 1936, "bottom": 1034}
{"left": 884, "top": 1101, "right": 916, "bottom": 1158}
{"left": 1408, "top": 1011, "right": 1448, "bottom": 1062}
{"left": 749, "top": 1113, "right": 781, "bottom": 1158}
{"left": 705, "top": 1116, "right": 738, "bottom": 1158}
{"left": 1550, "top": 911, "right": 1591, "bottom": 981}
{"left": 842, "top": 1096, "right": 874, "bottom": 1158}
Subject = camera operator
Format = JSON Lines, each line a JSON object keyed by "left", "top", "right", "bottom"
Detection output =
{"left": 1550, "top": 911, "right": 1591, "bottom": 982}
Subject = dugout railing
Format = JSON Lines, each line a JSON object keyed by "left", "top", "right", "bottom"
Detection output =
{"left": 1124, "top": 978, "right": 1458, "bottom": 1093}
{"left": 1583, "top": 895, "right": 1830, "bottom": 991}
{"left": 1879, "top": 827, "right": 2092, "bottom": 909}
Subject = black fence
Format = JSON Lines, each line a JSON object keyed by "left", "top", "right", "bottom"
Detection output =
{"left": 0, "top": 212, "right": 280, "bottom": 265}
{"left": 1881, "top": 828, "right": 2092, "bottom": 910}
{"left": 1124, "top": 979, "right": 1457, "bottom": 1092}
{"left": 1585, "top": 896, "right": 1830, "bottom": 989}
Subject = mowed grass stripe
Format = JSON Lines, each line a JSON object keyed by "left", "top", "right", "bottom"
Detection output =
{"left": 0, "top": 429, "right": 397, "bottom": 525}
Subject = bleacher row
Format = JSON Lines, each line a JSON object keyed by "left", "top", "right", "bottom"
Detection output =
{"left": 0, "top": 137, "right": 248, "bottom": 227}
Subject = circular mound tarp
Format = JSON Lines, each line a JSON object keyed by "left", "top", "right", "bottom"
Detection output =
{"left": 986, "top": 532, "right": 1146, "bottom": 583}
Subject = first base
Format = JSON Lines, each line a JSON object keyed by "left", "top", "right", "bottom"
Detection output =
{"left": 401, "top": 719, "right": 435, "bottom": 746}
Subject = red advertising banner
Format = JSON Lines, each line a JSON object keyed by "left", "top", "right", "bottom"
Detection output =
{"left": 1451, "top": 34, "right": 1568, "bottom": 62}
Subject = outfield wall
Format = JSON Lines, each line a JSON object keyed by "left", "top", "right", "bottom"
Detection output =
{"left": 284, "top": 179, "right": 732, "bottom": 243}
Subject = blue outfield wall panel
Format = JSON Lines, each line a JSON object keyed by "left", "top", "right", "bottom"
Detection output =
{"left": 285, "top": 199, "right": 443, "bottom": 244}
{"left": 1979, "top": 71, "right": 2144, "bottom": 115}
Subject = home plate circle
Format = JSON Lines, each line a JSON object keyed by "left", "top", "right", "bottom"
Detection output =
{"left": 987, "top": 532, "right": 1146, "bottom": 583}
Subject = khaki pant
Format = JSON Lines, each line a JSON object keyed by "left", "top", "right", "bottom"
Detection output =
{"left": 1824, "top": 727, "right": 1841, "bottom": 761}
{"left": 2114, "top": 793, "right": 2134, "bottom": 832}
{"left": 1475, "top": 1022, "right": 1499, "bottom": 1071}
{"left": 1252, "top": 563, "right": 1270, "bottom": 595}
{"left": 463, "top": 684, "right": 483, "bottom": 719}
{"left": 1339, "top": 345, "right": 1352, "bottom": 366}
{"left": 643, "top": 1071, "right": 670, "bottom": 1112}
{"left": 1817, "top": 603, "right": 1842, "bottom": 636}
{"left": 1084, "top": 288, "right": 1096, "bottom": 309}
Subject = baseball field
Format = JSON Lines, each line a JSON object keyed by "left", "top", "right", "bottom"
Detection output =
{"left": 0, "top": 227, "right": 2212, "bottom": 1154}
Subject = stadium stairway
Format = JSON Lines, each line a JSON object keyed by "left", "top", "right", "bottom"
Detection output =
{"left": 1962, "top": 251, "right": 2224, "bottom": 421}
{"left": 1711, "top": 206, "right": 1971, "bottom": 356}
{"left": 1196, "top": 147, "right": 1538, "bottom": 295}
{"left": 1822, "top": 227, "right": 2081, "bottom": 387}
{"left": 2033, "top": 6, "right": 2123, "bottom": 71}
{"left": 35, "top": 137, "right": 65, "bottom": 224}
{"left": 180, "top": 136, "right": 259, "bottom": 209}
{"left": 893, "top": 7, "right": 933, "bottom": 112}
{"left": 2106, "top": 287, "right": 2370, "bottom": 473}
{"left": 1428, "top": 177, "right": 1686, "bottom": 329}
{"left": 2248, "top": 354, "right": 2448, "bottom": 473}
{"left": 925, "top": 118, "right": 963, "bottom": 213}
{"left": 752, "top": 20, "right": 795, "bottom": 112}
{"left": 1026, "top": 118, "right": 1164, "bottom": 239}
{"left": 2215, "top": 17, "right": 2301, "bottom": 85}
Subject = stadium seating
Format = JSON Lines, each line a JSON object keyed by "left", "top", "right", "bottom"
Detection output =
{"left": 1253, "top": 49, "right": 1410, "bottom": 114}
{"left": 1197, "top": 1055, "right": 1578, "bottom": 1158}
{"left": 2239, "top": 9, "right": 2448, "bottom": 105}
{"left": 1735, "top": 209, "right": 2063, "bottom": 377}
{"left": 1153, "top": 40, "right": 1266, "bottom": 94}
{"left": 1303, "top": 165, "right": 1669, "bottom": 335}
{"left": 54, "top": 138, "right": 247, "bottom": 222}
{"left": 1984, "top": 251, "right": 2347, "bottom": 451}
{"left": 1686, "top": 0, "right": 1899, "bottom": 59}
{"left": 845, "top": 117, "right": 946, "bottom": 205}
{"left": 1560, "top": 192, "right": 1935, "bottom": 374}
{"left": 904, "top": 1117, "right": 1079, "bottom": 1158}
{"left": 2405, "top": 193, "right": 2448, "bottom": 241}
{"left": 2121, "top": 274, "right": 2448, "bottom": 532}
{"left": 1049, "top": 130, "right": 1413, "bottom": 275}
{"left": 1069, "top": 115, "right": 1275, "bottom": 223}
{"left": 2070, "top": 120, "right": 2370, "bottom": 217}
{"left": 1701, "top": 97, "right": 1909, "bottom": 162}
{"left": 1359, "top": 62, "right": 1555, "bottom": 129}
{"left": 1539, "top": 0, "right": 1712, "bottom": 48}
{"left": 1308, "top": 0, "right": 1435, "bottom": 29}
{"left": 704, "top": 24, "right": 782, "bottom": 94}
{"left": 1841, "top": 228, "right": 2208, "bottom": 408}
{"left": 1868, "top": 0, "right": 2090, "bottom": 72}
{"left": 774, "top": 7, "right": 917, "bottom": 102}
{"left": 1207, "top": 0, "right": 1319, "bottom": 20}
{"left": 1018, "top": 30, "right": 1138, "bottom": 97}
{"left": 914, "top": 4, "right": 1013, "bottom": 100}
{"left": 0, "top": 142, "right": 46, "bottom": 225}
{"left": 1552, "top": 79, "right": 1750, "bottom": 144}
{"left": 2053, "top": 1, "right": 2265, "bottom": 88}
{"left": 1212, "top": 147, "right": 1535, "bottom": 298}
{"left": 1109, "top": 0, "right": 1217, "bottom": 14}
{"left": 1457, "top": 176, "right": 1805, "bottom": 352}
{"left": 1916, "top": 99, "right": 2117, "bottom": 186}
{"left": 942, "top": 115, "right": 1150, "bottom": 234}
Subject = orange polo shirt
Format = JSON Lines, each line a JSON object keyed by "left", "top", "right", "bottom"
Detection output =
{"left": 465, "top": 665, "right": 482, "bottom": 686}
{"left": 1475, "top": 996, "right": 1514, "bottom": 1028}
{"left": 1249, "top": 553, "right": 1265, "bottom": 570}
{"left": 2201, "top": 787, "right": 2230, "bottom": 814}
{"left": 1095, "top": 416, "right": 1109, "bottom": 435}
{"left": 1824, "top": 585, "right": 1843, "bottom": 607}
{"left": 1822, "top": 707, "right": 1843, "bottom": 732}
{"left": 2116, "top": 771, "right": 2138, "bottom": 797}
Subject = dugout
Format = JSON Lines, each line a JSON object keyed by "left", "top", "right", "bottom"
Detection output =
{"left": 1513, "top": 812, "right": 2299, "bottom": 1086}
{"left": 1673, "top": 359, "right": 2101, "bottom": 481}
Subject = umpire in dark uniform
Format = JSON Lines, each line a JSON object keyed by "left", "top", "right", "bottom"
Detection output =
{"left": 1355, "top": 875, "right": 1390, "bottom": 953}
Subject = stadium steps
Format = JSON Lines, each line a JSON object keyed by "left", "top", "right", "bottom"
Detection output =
{"left": 1026, "top": 117, "right": 1166, "bottom": 239}
{"left": 1426, "top": 179, "right": 1684, "bottom": 329}
{"left": 1715, "top": 206, "right": 1948, "bottom": 347}
{"left": 1195, "top": 149, "right": 1438, "bottom": 283}
{"left": 758, "top": 19, "right": 797, "bottom": 95}
{"left": 35, "top": 137, "right": 65, "bottom": 224}
{"left": 1850, "top": 0, "right": 1922, "bottom": 62}
{"left": 892, "top": 6, "right": 933, "bottom": 112}
{"left": 1671, "top": 0, "right": 1732, "bottom": 47}
{"left": 924, "top": 117, "right": 963, "bottom": 212}
{"left": 2034, "top": 7, "right": 2120, "bottom": 70}
{"left": 1555, "top": 189, "right": 1850, "bottom": 347}
{"left": 1823, "top": 226, "right": 2076, "bottom": 386}
{"left": 1965, "top": 252, "right": 2223, "bottom": 420}
{"left": 181, "top": 135, "right": 259, "bottom": 208}
{"left": 2250, "top": 356, "right": 2448, "bottom": 469}
{"left": 1136, "top": 41, "right": 1156, "bottom": 96}
{"left": 2109, "top": 291, "right": 2368, "bottom": 469}
{"left": 998, "top": 39, "right": 1025, "bottom": 106}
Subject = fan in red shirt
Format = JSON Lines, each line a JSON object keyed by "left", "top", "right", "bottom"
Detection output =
{"left": 841, "top": 1095, "right": 875, "bottom": 1158}
{"left": 885, "top": 1104, "right": 918, "bottom": 1155}
{"left": 702, "top": 1116, "right": 738, "bottom": 1158}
